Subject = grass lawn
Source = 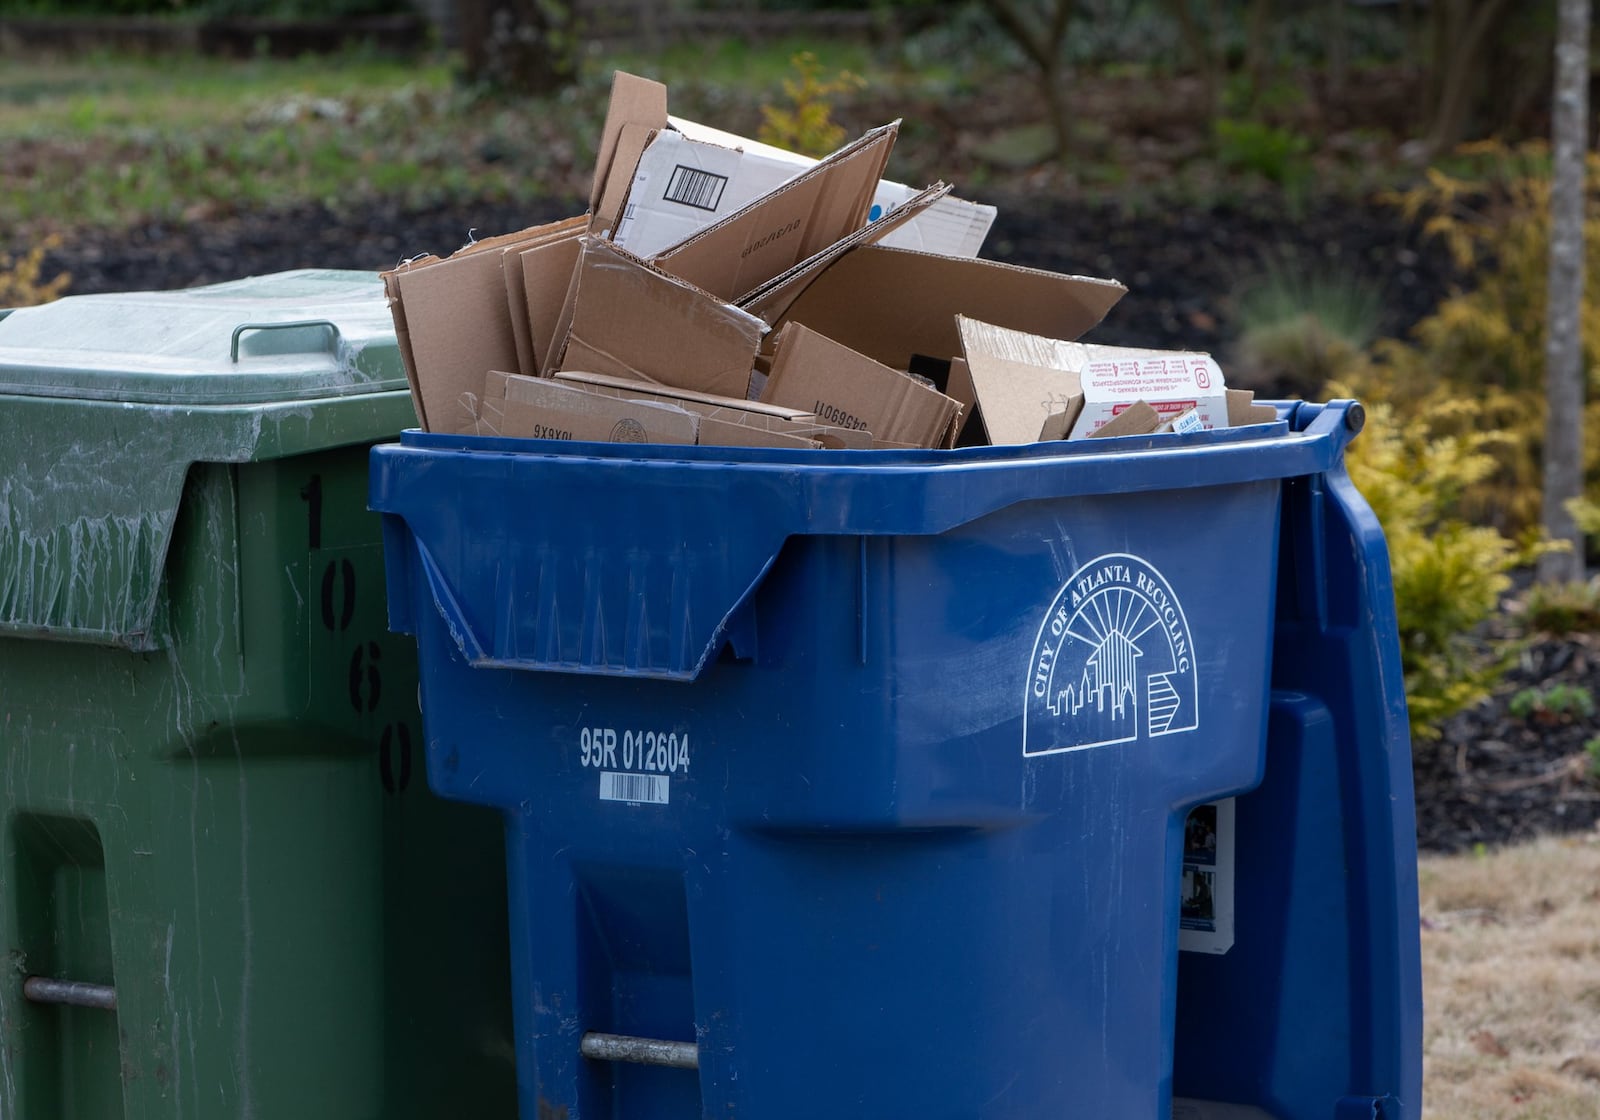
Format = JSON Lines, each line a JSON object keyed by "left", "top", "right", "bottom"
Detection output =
{"left": 1421, "top": 836, "right": 1600, "bottom": 1118}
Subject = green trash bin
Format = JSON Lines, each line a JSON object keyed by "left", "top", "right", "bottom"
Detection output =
{"left": 0, "top": 270, "right": 515, "bottom": 1119}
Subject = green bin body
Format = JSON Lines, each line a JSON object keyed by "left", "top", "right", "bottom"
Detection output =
{"left": 0, "top": 271, "right": 515, "bottom": 1118}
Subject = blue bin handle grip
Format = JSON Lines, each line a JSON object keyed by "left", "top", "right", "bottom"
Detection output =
{"left": 230, "top": 319, "right": 342, "bottom": 362}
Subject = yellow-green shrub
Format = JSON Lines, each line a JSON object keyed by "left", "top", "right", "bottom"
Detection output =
{"left": 1365, "top": 141, "right": 1600, "bottom": 534}
{"left": 1339, "top": 395, "right": 1531, "bottom": 739}
{"left": 0, "top": 237, "right": 69, "bottom": 307}
{"left": 757, "top": 52, "right": 865, "bottom": 158}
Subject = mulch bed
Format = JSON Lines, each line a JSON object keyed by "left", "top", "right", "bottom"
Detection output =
{"left": 1421, "top": 625, "right": 1600, "bottom": 854}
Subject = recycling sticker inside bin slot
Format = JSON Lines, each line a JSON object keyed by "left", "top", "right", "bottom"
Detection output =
{"left": 1023, "top": 553, "right": 1198, "bottom": 757}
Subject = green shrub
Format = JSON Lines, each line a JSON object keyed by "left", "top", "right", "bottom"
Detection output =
{"left": 1363, "top": 140, "right": 1600, "bottom": 534}
{"left": 1232, "top": 262, "right": 1381, "bottom": 397}
{"left": 1339, "top": 396, "right": 1529, "bottom": 740}
{"left": 1212, "top": 117, "right": 1311, "bottom": 186}
{"left": 1514, "top": 578, "right": 1600, "bottom": 636}
{"left": 757, "top": 51, "right": 866, "bottom": 158}
{"left": 1508, "top": 684, "right": 1595, "bottom": 723}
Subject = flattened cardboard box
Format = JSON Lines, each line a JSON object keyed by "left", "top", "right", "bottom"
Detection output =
{"left": 556, "top": 370, "right": 874, "bottom": 449}
{"left": 1072, "top": 348, "right": 1228, "bottom": 437}
{"left": 550, "top": 237, "right": 768, "bottom": 401}
{"left": 647, "top": 122, "right": 900, "bottom": 302}
{"left": 506, "top": 373, "right": 820, "bottom": 450}
{"left": 486, "top": 373, "right": 700, "bottom": 445}
{"left": 383, "top": 215, "right": 585, "bottom": 434}
{"left": 588, "top": 69, "right": 994, "bottom": 260}
{"left": 615, "top": 113, "right": 996, "bottom": 259}
{"left": 754, "top": 245, "right": 1127, "bottom": 371}
{"left": 760, "top": 323, "right": 961, "bottom": 449}
{"left": 958, "top": 317, "right": 1230, "bottom": 444}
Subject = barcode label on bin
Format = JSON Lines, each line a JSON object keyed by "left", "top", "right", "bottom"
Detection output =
{"left": 662, "top": 165, "right": 728, "bottom": 211}
{"left": 599, "top": 771, "right": 670, "bottom": 805}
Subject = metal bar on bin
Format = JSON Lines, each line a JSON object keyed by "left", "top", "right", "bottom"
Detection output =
{"left": 580, "top": 1031, "right": 699, "bottom": 1070}
{"left": 23, "top": 977, "right": 117, "bottom": 1011}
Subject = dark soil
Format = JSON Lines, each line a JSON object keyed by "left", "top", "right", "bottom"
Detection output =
{"left": 1421, "top": 615, "right": 1600, "bottom": 855}
{"left": 21, "top": 189, "right": 1580, "bottom": 857}
{"left": 32, "top": 188, "right": 1460, "bottom": 383}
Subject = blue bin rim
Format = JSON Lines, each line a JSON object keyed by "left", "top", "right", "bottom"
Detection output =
{"left": 386, "top": 399, "right": 1360, "bottom": 476}
{"left": 370, "top": 400, "right": 1366, "bottom": 680}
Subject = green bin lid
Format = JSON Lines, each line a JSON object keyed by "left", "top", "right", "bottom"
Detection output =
{"left": 0, "top": 269, "right": 418, "bottom": 651}
{"left": 0, "top": 268, "right": 406, "bottom": 403}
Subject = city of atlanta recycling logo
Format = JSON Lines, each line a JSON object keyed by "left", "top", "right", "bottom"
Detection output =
{"left": 1023, "top": 553, "right": 1199, "bottom": 757}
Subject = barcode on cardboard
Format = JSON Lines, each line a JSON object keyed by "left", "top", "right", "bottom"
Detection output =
{"left": 663, "top": 165, "right": 728, "bottom": 212}
{"left": 599, "top": 771, "right": 670, "bottom": 805}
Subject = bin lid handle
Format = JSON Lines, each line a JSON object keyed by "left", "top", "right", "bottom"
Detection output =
{"left": 230, "top": 319, "right": 342, "bottom": 363}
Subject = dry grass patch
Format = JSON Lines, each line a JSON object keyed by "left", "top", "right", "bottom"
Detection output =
{"left": 1421, "top": 833, "right": 1600, "bottom": 1118}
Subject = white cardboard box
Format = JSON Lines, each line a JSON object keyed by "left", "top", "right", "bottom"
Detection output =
{"left": 958, "top": 317, "right": 1230, "bottom": 444}
{"left": 610, "top": 115, "right": 995, "bottom": 260}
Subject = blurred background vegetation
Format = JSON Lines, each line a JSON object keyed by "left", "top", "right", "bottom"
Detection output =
{"left": 2, "top": 0, "right": 1599, "bottom": 745}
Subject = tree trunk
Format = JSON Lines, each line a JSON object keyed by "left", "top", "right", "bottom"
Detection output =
{"left": 1165, "top": 0, "right": 1217, "bottom": 112}
{"left": 1425, "top": 0, "right": 1517, "bottom": 156}
{"left": 1245, "top": 0, "right": 1274, "bottom": 102}
{"left": 979, "top": 0, "right": 1077, "bottom": 159}
{"left": 1538, "top": 0, "right": 1591, "bottom": 584}
{"left": 1323, "top": 0, "right": 1346, "bottom": 101}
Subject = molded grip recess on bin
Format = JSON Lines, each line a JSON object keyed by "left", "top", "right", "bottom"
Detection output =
{"left": 370, "top": 404, "right": 1353, "bottom": 680}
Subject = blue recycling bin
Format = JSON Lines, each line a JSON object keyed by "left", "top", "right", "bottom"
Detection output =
{"left": 369, "top": 399, "right": 1422, "bottom": 1120}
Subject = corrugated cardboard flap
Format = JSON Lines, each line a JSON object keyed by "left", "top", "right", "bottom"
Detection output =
{"left": 649, "top": 121, "right": 901, "bottom": 301}
{"left": 739, "top": 181, "right": 952, "bottom": 326}
{"left": 590, "top": 71, "right": 668, "bottom": 217}
{"left": 758, "top": 245, "right": 1127, "bottom": 370}
{"left": 552, "top": 237, "right": 769, "bottom": 400}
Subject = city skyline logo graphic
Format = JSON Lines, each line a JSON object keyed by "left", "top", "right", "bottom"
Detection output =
{"left": 1023, "top": 553, "right": 1199, "bottom": 757}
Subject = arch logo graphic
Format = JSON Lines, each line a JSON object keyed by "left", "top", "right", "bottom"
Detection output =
{"left": 1023, "top": 553, "right": 1199, "bottom": 757}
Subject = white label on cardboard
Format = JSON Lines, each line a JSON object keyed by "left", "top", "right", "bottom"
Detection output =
{"left": 1170, "top": 409, "right": 1205, "bottom": 435}
{"left": 1022, "top": 553, "right": 1198, "bottom": 757}
{"left": 612, "top": 131, "right": 803, "bottom": 259}
{"left": 1069, "top": 350, "right": 1228, "bottom": 438}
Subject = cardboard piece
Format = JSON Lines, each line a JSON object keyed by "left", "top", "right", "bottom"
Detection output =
{"left": 485, "top": 373, "right": 700, "bottom": 445}
{"left": 590, "top": 71, "right": 668, "bottom": 223}
{"left": 1159, "top": 407, "right": 1206, "bottom": 435}
{"left": 1087, "top": 400, "right": 1162, "bottom": 439}
{"left": 383, "top": 217, "right": 582, "bottom": 433}
{"left": 1227, "top": 388, "right": 1278, "bottom": 426}
{"left": 520, "top": 233, "right": 587, "bottom": 377}
{"left": 695, "top": 416, "right": 821, "bottom": 450}
{"left": 556, "top": 370, "right": 873, "bottom": 449}
{"left": 958, "top": 317, "right": 1230, "bottom": 444}
{"left": 611, "top": 113, "right": 998, "bottom": 259}
{"left": 733, "top": 181, "right": 950, "bottom": 325}
{"left": 1038, "top": 409, "right": 1077, "bottom": 442}
{"left": 551, "top": 237, "right": 768, "bottom": 400}
{"left": 648, "top": 122, "right": 900, "bottom": 301}
{"left": 502, "top": 217, "right": 587, "bottom": 378}
{"left": 754, "top": 245, "right": 1126, "bottom": 371}
{"left": 1071, "top": 347, "right": 1228, "bottom": 436}
{"left": 761, "top": 323, "right": 960, "bottom": 449}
